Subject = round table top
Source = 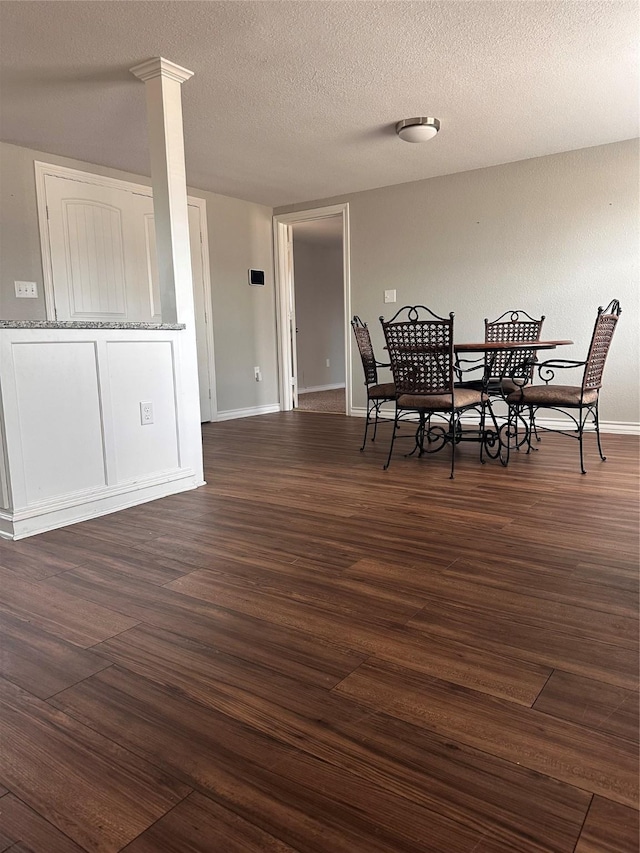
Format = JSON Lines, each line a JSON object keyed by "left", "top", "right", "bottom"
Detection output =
{"left": 454, "top": 339, "right": 573, "bottom": 352}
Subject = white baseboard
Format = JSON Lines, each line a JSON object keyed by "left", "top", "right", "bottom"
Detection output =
{"left": 349, "top": 406, "right": 640, "bottom": 436}
{"left": 531, "top": 418, "right": 639, "bottom": 435}
{"left": 0, "top": 469, "right": 203, "bottom": 540}
{"left": 298, "top": 384, "right": 346, "bottom": 394}
{"left": 351, "top": 405, "right": 392, "bottom": 419}
{"left": 215, "top": 403, "right": 281, "bottom": 422}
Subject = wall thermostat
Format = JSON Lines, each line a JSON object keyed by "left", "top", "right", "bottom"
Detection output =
{"left": 249, "top": 269, "right": 265, "bottom": 286}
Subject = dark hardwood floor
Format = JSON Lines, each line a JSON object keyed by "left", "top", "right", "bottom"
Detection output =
{"left": 0, "top": 412, "right": 638, "bottom": 852}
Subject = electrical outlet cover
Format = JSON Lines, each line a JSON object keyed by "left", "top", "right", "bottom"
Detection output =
{"left": 139, "top": 401, "right": 154, "bottom": 425}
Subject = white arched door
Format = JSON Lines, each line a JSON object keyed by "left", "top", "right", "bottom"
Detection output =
{"left": 36, "top": 162, "right": 216, "bottom": 421}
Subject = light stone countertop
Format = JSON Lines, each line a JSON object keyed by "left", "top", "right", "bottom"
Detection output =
{"left": 0, "top": 320, "right": 186, "bottom": 330}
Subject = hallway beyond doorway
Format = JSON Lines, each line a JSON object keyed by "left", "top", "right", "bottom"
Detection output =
{"left": 297, "top": 388, "right": 345, "bottom": 414}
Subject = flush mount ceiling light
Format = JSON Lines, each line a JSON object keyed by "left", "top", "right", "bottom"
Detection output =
{"left": 396, "top": 117, "right": 441, "bottom": 143}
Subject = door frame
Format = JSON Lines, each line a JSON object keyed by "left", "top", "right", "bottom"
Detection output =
{"left": 34, "top": 160, "right": 217, "bottom": 421}
{"left": 273, "top": 203, "right": 351, "bottom": 413}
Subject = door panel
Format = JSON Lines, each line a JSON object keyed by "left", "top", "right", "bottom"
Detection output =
{"left": 45, "top": 177, "right": 149, "bottom": 321}
{"left": 64, "top": 201, "right": 127, "bottom": 317}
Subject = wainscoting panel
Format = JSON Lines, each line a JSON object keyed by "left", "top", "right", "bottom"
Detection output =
{"left": 11, "top": 341, "right": 106, "bottom": 503}
{"left": 0, "top": 327, "right": 204, "bottom": 539}
{"left": 0, "top": 410, "right": 11, "bottom": 511}
{"left": 106, "top": 341, "right": 180, "bottom": 482}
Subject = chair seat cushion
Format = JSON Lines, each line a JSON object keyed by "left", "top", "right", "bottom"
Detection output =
{"left": 454, "top": 379, "right": 485, "bottom": 392}
{"left": 457, "top": 378, "right": 519, "bottom": 396}
{"left": 505, "top": 384, "right": 598, "bottom": 407}
{"left": 398, "top": 389, "right": 487, "bottom": 411}
{"left": 368, "top": 382, "right": 396, "bottom": 400}
{"left": 500, "top": 378, "right": 525, "bottom": 395}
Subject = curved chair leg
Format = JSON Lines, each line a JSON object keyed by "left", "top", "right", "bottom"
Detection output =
{"left": 578, "top": 406, "right": 587, "bottom": 474}
{"left": 360, "top": 398, "right": 372, "bottom": 451}
{"left": 416, "top": 413, "right": 426, "bottom": 456}
{"left": 383, "top": 406, "right": 399, "bottom": 470}
{"left": 525, "top": 407, "right": 534, "bottom": 454}
{"left": 500, "top": 405, "right": 514, "bottom": 467}
{"left": 371, "top": 401, "right": 381, "bottom": 443}
{"left": 449, "top": 412, "right": 456, "bottom": 479}
{"left": 530, "top": 405, "right": 541, "bottom": 442}
{"left": 594, "top": 399, "right": 607, "bottom": 462}
{"left": 479, "top": 402, "right": 486, "bottom": 464}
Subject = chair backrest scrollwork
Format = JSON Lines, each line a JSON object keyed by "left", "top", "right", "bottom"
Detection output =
{"left": 380, "top": 305, "right": 454, "bottom": 396}
{"left": 351, "top": 316, "right": 379, "bottom": 387}
{"left": 582, "top": 300, "right": 621, "bottom": 391}
{"left": 484, "top": 309, "right": 545, "bottom": 381}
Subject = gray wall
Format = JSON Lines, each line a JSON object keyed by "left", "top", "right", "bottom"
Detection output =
{"left": 292, "top": 234, "right": 345, "bottom": 390}
{"left": 5, "top": 140, "right": 637, "bottom": 423}
{"left": 201, "top": 188, "right": 277, "bottom": 413}
{"left": 277, "top": 140, "right": 639, "bottom": 424}
{"left": 0, "top": 142, "right": 278, "bottom": 415}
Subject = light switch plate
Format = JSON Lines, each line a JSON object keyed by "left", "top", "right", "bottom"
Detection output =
{"left": 15, "top": 281, "right": 38, "bottom": 298}
{"left": 384, "top": 289, "right": 397, "bottom": 303}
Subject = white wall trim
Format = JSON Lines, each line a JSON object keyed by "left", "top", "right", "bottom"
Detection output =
{"left": 189, "top": 195, "right": 217, "bottom": 422}
{"left": 130, "top": 57, "right": 194, "bottom": 85}
{"left": 0, "top": 468, "right": 201, "bottom": 540}
{"left": 216, "top": 404, "right": 281, "bottom": 422}
{"left": 34, "top": 161, "right": 57, "bottom": 318}
{"left": 299, "top": 383, "right": 346, "bottom": 394}
{"left": 0, "top": 402, "right": 11, "bottom": 512}
{"left": 533, "top": 418, "right": 640, "bottom": 435}
{"left": 273, "top": 203, "right": 352, "bottom": 415}
{"left": 350, "top": 406, "right": 640, "bottom": 435}
{"left": 8, "top": 467, "right": 197, "bottom": 521}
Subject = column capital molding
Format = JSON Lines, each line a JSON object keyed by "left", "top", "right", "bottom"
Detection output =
{"left": 130, "top": 57, "right": 194, "bottom": 84}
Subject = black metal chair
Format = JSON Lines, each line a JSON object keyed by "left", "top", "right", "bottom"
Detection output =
{"left": 503, "top": 300, "right": 621, "bottom": 473}
{"left": 456, "top": 309, "right": 545, "bottom": 391}
{"left": 455, "top": 310, "right": 545, "bottom": 459}
{"left": 380, "top": 305, "right": 487, "bottom": 478}
{"left": 351, "top": 316, "right": 395, "bottom": 451}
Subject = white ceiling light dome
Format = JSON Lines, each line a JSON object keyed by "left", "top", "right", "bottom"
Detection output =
{"left": 396, "top": 117, "right": 441, "bottom": 143}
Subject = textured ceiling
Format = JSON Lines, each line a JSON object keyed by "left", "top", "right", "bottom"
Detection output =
{"left": 0, "top": 1, "right": 637, "bottom": 207}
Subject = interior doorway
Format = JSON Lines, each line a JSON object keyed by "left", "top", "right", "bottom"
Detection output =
{"left": 273, "top": 204, "right": 351, "bottom": 414}
{"left": 291, "top": 216, "right": 345, "bottom": 413}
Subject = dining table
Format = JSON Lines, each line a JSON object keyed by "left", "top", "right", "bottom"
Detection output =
{"left": 382, "top": 337, "right": 574, "bottom": 464}
{"left": 452, "top": 338, "right": 574, "bottom": 463}
{"left": 454, "top": 338, "right": 573, "bottom": 353}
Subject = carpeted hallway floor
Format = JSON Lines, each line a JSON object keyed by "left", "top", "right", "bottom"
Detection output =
{"left": 297, "top": 388, "right": 346, "bottom": 413}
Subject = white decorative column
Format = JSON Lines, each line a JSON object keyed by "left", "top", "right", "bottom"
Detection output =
{"left": 130, "top": 57, "right": 194, "bottom": 322}
{"left": 130, "top": 56, "right": 204, "bottom": 485}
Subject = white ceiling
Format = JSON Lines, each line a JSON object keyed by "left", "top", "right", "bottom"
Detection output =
{"left": 0, "top": 1, "right": 637, "bottom": 207}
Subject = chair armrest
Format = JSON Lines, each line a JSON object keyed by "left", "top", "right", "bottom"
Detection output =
{"left": 455, "top": 356, "right": 484, "bottom": 368}
{"left": 535, "top": 359, "right": 586, "bottom": 384}
{"left": 454, "top": 355, "right": 485, "bottom": 382}
{"left": 375, "top": 361, "right": 391, "bottom": 369}
{"left": 537, "top": 359, "right": 586, "bottom": 368}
